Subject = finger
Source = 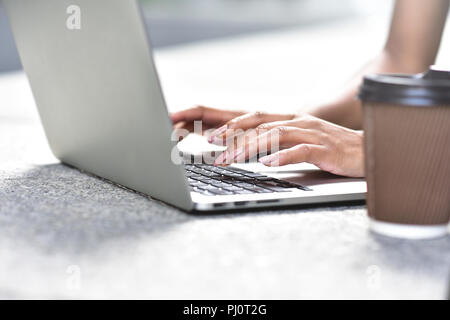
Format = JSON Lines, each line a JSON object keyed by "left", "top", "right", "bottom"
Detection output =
{"left": 174, "top": 121, "right": 215, "bottom": 133}
{"left": 171, "top": 106, "right": 235, "bottom": 126}
{"left": 213, "top": 129, "right": 271, "bottom": 165}
{"left": 259, "top": 144, "right": 326, "bottom": 167}
{"left": 172, "top": 127, "right": 190, "bottom": 142}
{"left": 256, "top": 115, "right": 320, "bottom": 131}
{"left": 213, "top": 123, "right": 319, "bottom": 150}
{"left": 240, "top": 127, "right": 320, "bottom": 162}
{"left": 215, "top": 126, "right": 320, "bottom": 165}
{"left": 209, "top": 112, "right": 295, "bottom": 144}
{"left": 174, "top": 121, "right": 191, "bottom": 130}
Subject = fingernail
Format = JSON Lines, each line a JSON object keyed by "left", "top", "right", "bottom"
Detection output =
{"left": 259, "top": 154, "right": 278, "bottom": 165}
{"left": 209, "top": 136, "right": 225, "bottom": 146}
{"left": 210, "top": 125, "right": 227, "bottom": 139}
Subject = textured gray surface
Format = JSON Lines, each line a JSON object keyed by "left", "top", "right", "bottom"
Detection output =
{"left": 1, "top": 27, "right": 450, "bottom": 298}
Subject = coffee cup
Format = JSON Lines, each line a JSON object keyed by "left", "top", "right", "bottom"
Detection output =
{"left": 359, "top": 66, "right": 450, "bottom": 239}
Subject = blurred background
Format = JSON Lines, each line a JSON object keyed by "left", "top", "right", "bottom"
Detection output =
{"left": 0, "top": 0, "right": 395, "bottom": 73}
{"left": 0, "top": 0, "right": 449, "bottom": 111}
{"left": 138, "top": 0, "right": 392, "bottom": 47}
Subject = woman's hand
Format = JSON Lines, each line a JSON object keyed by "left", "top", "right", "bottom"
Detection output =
{"left": 211, "top": 114, "right": 364, "bottom": 178}
{"left": 170, "top": 106, "right": 295, "bottom": 140}
{"left": 170, "top": 106, "right": 246, "bottom": 134}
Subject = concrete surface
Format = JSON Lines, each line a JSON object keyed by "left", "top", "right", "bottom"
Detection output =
{"left": 0, "top": 24, "right": 449, "bottom": 299}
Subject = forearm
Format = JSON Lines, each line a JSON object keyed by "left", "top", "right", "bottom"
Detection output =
{"left": 308, "top": 50, "right": 430, "bottom": 130}
{"left": 308, "top": 0, "right": 449, "bottom": 130}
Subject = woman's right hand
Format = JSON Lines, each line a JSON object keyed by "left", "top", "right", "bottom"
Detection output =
{"left": 171, "top": 106, "right": 296, "bottom": 141}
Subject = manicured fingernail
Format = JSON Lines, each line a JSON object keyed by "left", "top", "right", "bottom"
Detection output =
{"left": 210, "top": 125, "right": 227, "bottom": 139}
{"left": 209, "top": 136, "right": 226, "bottom": 146}
{"left": 259, "top": 154, "right": 278, "bottom": 166}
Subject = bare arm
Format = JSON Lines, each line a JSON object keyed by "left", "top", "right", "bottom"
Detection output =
{"left": 310, "top": 0, "right": 449, "bottom": 129}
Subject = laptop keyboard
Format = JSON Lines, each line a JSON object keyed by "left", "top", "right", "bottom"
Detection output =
{"left": 184, "top": 164, "right": 311, "bottom": 196}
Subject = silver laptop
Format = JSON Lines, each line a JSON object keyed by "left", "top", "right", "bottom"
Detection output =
{"left": 4, "top": 0, "right": 366, "bottom": 212}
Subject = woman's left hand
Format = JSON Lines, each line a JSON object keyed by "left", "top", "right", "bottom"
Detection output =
{"left": 211, "top": 114, "right": 364, "bottom": 178}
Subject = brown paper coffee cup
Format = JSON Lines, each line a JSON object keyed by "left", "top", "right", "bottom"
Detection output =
{"left": 359, "top": 66, "right": 450, "bottom": 239}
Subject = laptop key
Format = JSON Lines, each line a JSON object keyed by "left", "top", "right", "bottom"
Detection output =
{"left": 224, "top": 185, "right": 244, "bottom": 191}
{"left": 202, "top": 172, "right": 222, "bottom": 178}
{"left": 198, "top": 178, "right": 215, "bottom": 184}
{"left": 211, "top": 189, "right": 234, "bottom": 196}
{"left": 212, "top": 182, "right": 233, "bottom": 189}
{"left": 222, "top": 172, "right": 242, "bottom": 178}
{"left": 191, "top": 181, "right": 208, "bottom": 188}
{"left": 223, "top": 167, "right": 248, "bottom": 173}
{"left": 185, "top": 171, "right": 195, "bottom": 177}
{"left": 236, "top": 182, "right": 257, "bottom": 189}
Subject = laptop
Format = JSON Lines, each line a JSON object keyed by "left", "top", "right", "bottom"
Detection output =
{"left": 4, "top": 0, "right": 366, "bottom": 212}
